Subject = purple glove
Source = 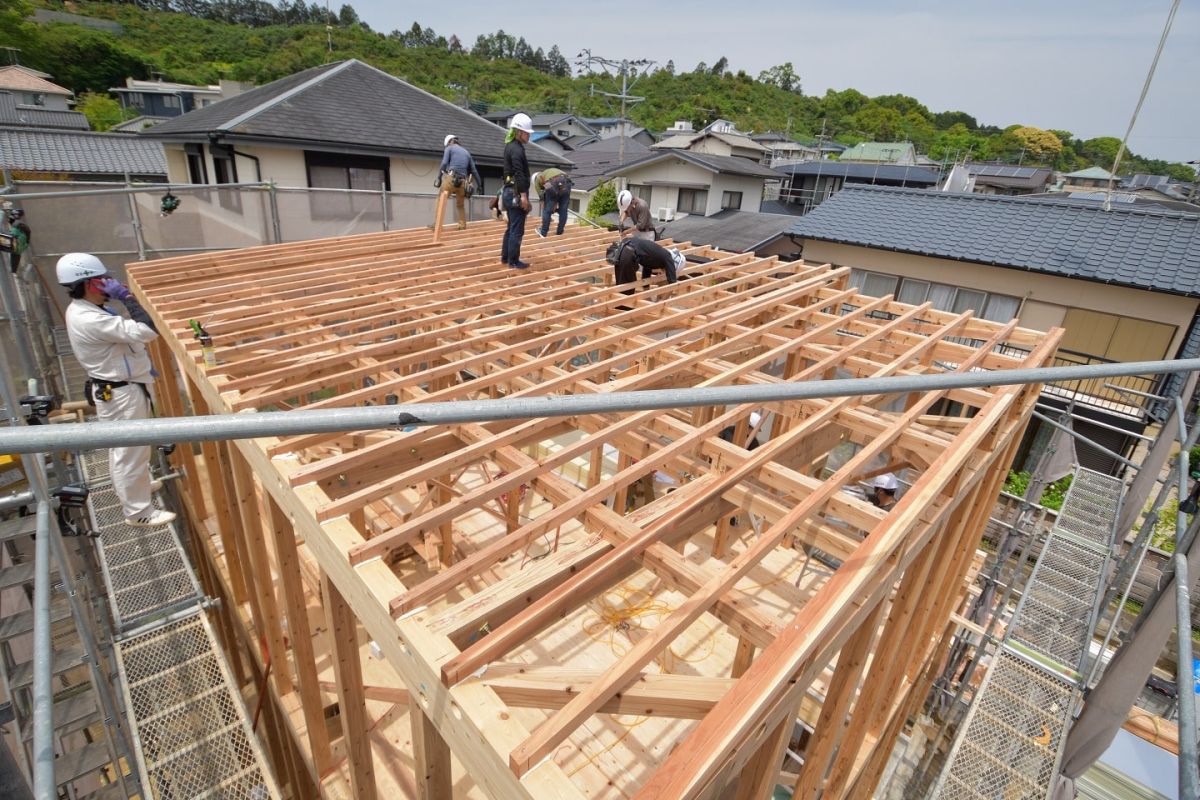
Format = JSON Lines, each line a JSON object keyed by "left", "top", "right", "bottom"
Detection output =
{"left": 97, "top": 277, "right": 132, "bottom": 302}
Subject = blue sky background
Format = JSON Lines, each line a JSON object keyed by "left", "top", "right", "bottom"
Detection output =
{"left": 347, "top": 0, "right": 1198, "bottom": 163}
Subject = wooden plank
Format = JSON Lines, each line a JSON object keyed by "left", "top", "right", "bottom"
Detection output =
{"left": 411, "top": 705, "right": 452, "bottom": 800}
{"left": 321, "top": 571, "right": 379, "bottom": 800}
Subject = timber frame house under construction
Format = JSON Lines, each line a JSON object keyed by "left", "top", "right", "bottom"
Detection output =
{"left": 126, "top": 221, "right": 1059, "bottom": 799}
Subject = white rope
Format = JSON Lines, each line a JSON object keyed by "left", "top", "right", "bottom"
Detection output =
{"left": 1102, "top": 0, "right": 1181, "bottom": 211}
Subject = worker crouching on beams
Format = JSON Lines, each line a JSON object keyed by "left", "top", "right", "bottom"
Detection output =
{"left": 58, "top": 253, "right": 176, "bottom": 529}
{"left": 605, "top": 238, "right": 685, "bottom": 295}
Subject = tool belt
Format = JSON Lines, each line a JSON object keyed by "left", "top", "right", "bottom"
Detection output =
{"left": 443, "top": 170, "right": 465, "bottom": 189}
{"left": 84, "top": 378, "right": 146, "bottom": 406}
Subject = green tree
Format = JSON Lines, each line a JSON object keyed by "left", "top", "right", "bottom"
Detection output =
{"left": 1010, "top": 125, "right": 1063, "bottom": 162}
{"left": 757, "top": 62, "right": 801, "bottom": 94}
{"left": 76, "top": 91, "right": 132, "bottom": 131}
{"left": 588, "top": 180, "right": 617, "bottom": 219}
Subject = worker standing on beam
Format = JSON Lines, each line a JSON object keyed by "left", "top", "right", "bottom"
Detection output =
{"left": 500, "top": 112, "right": 534, "bottom": 269}
{"left": 532, "top": 169, "right": 574, "bottom": 238}
{"left": 58, "top": 253, "right": 176, "bottom": 529}
{"left": 617, "top": 190, "right": 656, "bottom": 240}
{"left": 435, "top": 134, "right": 483, "bottom": 234}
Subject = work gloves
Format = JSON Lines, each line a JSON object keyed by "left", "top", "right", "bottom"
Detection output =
{"left": 98, "top": 277, "right": 133, "bottom": 303}
{"left": 434, "top": 174, "right": 443, "bottom": 188}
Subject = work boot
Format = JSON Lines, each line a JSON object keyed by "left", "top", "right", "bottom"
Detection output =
{"left": 126, "top": 508, "right": 177, "bottom": 528}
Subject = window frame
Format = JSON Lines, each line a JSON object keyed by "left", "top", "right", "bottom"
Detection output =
{"left": 678, "top": 187, "right": 708, "bottom": 214}
{"left": 721, "top": 190, "right": 743, "bottom": 210}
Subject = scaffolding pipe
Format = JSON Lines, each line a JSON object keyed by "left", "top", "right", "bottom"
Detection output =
{"left": 4, "top": 182, "right": 271, "bottom": 201}
{"left": 1030, "top": 409, "right": 1140, "bottom": 470}
{"left": 1, "top": 357, "right": 1197, "bottom": 454}
{"left": 30, "top": 500, "right": 52, "bottom": 800}
{"left": 1033, "top": 401, "right": 1155, "bottom": 442}
{"left": 1173, "top": 396, "right": 1198, "bottom": 798}
{"left": 0, "top": 252, "right": 39, "bottom": 382}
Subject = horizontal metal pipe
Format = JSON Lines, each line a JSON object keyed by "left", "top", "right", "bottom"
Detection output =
{"left": 1031, "top": 410, "right": 1139, "bottom": 470}
{"left": 0, "top": 489, "right": 34, "bottom": 512}
{"left": 0, "top": 358, "right": 1197, "bottom": 454}
{"left": 1034, "top": 401, "right": 1155, "bottom": 442}
{"left": 6, "top": 182, "right": 270, "bottom": 201}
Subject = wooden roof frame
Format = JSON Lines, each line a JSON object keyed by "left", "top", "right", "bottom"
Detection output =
{"left": 129, "top": 221, "right": 1058, "bottom": 800}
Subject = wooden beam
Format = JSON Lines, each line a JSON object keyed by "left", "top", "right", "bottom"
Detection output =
{"left": 411, "top": 705, "right": 452, "bottom": 800}
{"left": 321, "top": 571, "right": 378, "bottom": 800}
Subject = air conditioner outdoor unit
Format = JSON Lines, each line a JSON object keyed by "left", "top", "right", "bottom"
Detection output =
{"left": 657, "top": 207, "right": 675, "bottom": 222}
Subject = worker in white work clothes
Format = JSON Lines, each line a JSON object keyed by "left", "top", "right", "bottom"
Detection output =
{"left": 870, "top": 472, "right": 900, "bottom": 510}
{"left": 436, "top": 134, "right": 483, "bottom": 230}
{"left": 617, "top": 190, "right": 655, "bottom": 240}
{"left": 58, "top": 253, "right": 176, "bottom": 529}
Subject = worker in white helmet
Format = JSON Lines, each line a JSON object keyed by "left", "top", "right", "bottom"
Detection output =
{"left": 617, "top": 189, "right": 654, "bottom": 240}
{"left": 57, "top": 253, "right": 176, "bottom": 529}
{"left": 500, "top": 112, "right": 534, "bottom": 268}
{"left": 436, "top": 134, "right": 482, "bottom": 231}
{"left": 870, "top": 472, "right": 900, "bottom": 510}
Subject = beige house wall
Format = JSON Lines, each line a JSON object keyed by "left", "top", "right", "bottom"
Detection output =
{"left": 800, "top": 240, "right": 1198, "bottom": 358}
{"left": 622, "top": 159, "right": 765, "bottom": 216}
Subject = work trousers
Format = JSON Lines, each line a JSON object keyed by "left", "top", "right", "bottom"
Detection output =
{"left": 500, "top": 186, "right": 528, "bottom": 265}
{"left": 440, "top": 173, "right": 468, "bottom": 229}
{"left": 96, "top": 384, "right": 154, "bottom": 519}
{"left": 539, "top": 186, "right": 570, "bottom": 236}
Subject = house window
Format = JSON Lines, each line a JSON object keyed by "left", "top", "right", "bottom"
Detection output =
{"left": 678, "top": 188, "right": 708, "bottom": 214}
{"left": 185, "top": 144, "right": 207, "bottom": 185}
{"left": 629, "top": 184, "right": 652, "bottom": 202}
{"left": 304, "top": 151, "right": 389, "bottom": 220}
{"left": 212, "top": 149, "right": 238, "bottom": 184}
{"left": 856, "top": 269, "right": 1021, "bottom": 323}
{"left": 162, "top": 95, "right": 181, "bottom": 109}
{"left": 721, "top": 190, "right": 743, "bottom": 210}
{"left": 24, "top": 92, "right": 45, "bottom": 106}
{"left": 557, "top": 129, "right": 571, "bottom": 138}
{"left": 125, "top": 92, "right": 144, "bottom": 107}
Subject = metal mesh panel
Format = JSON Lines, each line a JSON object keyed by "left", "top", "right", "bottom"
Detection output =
{"left": 114, "top": 613, "right": 280, "bottom": 800}
{"left": 80, "top": 448, "right": 112, "bottom": 486}
{"left": 277, "top": 187, "right": 388, "bottom": 242}
{"left": 933, "top": 651, "right": 1074, "bottom": 800}
{"left": 135, "top": 187, "right": 271, "bottom": 254}
{"left": 1009, "top": 534, "right": 1108, "bottom": 668}
{"left": 88, "top": 484, "right": 202, "bottom": 630}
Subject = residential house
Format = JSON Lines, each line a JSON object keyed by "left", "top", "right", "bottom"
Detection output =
{"left": 838, "top": 141, "right": 917, "bottom": 166}
{"left": 604, "top": 149, "right": 780, "bottom": 218}
{"left": 751, "top": 132, "right": 822, "bottom": 167}
{"left": 565, "top": 136, "right": 652, "bottom": 214}
{"left": 774, "top": 161, "right": 939, "bottom": 214}
{"left": 529, "top": 131, "right": 574, "bottom": 156}
{"left": 1059, "top": 166, "right": 1117, "bottom": 191}
{"left": 764, "top": 184, "right": 1200, "bottom": 470}
{"left": 0, "top": 92, "right": 89, "bottom": 130}
{"left": 652, "top": 130, "right": 769, "bottom": 163}
{"left": 480, "top": 111, "right": 599, "bottom": 148}
{"left": 0, "top": 66, "right": 73, "bottom": 111}
{"left": 142, "top": 60, "right": 571, "bottom": 195}
{"left": 964, "top": 163, "right": 1052, "bottom": 196}
{"left": 111, "top": 77, "right": 251, "bottom": 119}
{"left": 0, "top": 127, "right": 166, "bottom": 181}
{"left": 583, "top": 117, "right": 656, "bottom": 147}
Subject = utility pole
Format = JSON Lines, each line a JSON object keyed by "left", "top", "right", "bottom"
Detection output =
{"left": 575, "top": 50, "right": 655, "bottom": 173}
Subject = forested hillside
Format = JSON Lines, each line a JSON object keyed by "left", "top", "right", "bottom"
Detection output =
{"left": 2, "top": 0, "right": 1195, "bottom": 179}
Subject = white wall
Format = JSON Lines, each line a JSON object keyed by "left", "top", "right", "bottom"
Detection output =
{"left": 706, "top": 174, "right": 765, "bottom": 214}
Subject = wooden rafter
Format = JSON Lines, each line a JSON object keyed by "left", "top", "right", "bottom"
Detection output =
{"left": 129, "top": 221, "right": 1057, "bottom": 800}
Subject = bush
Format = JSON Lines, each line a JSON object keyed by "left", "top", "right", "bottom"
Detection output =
{"left": 1001, "top": 469, "right": 1072, "bottom": 511}
{"left": 587, "top": 180, "right": 617, "bottom": 219}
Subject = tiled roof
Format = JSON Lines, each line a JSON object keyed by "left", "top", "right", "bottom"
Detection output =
{"left": 568, "top": 137, "right": 653, "bottom": 192}
{"left": 788, "top": 185, "right": 1200, "bottom": 297}
{"left": 0, "top": 66, "right": 72, "bottom": 96}
{"left": 609, "top": 150, "right": 781, "bottom": 181}
{"left": 0, "top": 93, "right": 90, "bottom": 130}
{"left": 776, "top": 161, "right": 939, "bottom": 184}
{"left": 966, "top": 162, "right": 1051, "bottom": 189}
{"left": 0, "top": 127, "right": 167, "bottom": 176}
{"left": 145, "top": 60, "right": 570, "bottom": 169}
{"left": 661, "top": 209, "right": 800, "bottom": 252}
{"left": 1064, "top": 166, "right": 1117, "bottom": 180}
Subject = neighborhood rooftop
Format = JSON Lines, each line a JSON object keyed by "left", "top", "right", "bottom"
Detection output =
{"left": 0, "top": 127, "right": 167, "bottom": 176}
{"left": 788, "top": 184, "right": 1200, "bottom": 297}
{"left": 606, "top": 149, "right": 782, "bottom": 180}
{"left": 144, "top": 59, "right": 570, "bottom": 168}
{"left": 774, "top": 161, "right": 940, "bottom": 183}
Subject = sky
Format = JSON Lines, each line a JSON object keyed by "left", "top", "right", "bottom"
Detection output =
{"left": 347, "top": 0, "right": 1198, "bottom": 164}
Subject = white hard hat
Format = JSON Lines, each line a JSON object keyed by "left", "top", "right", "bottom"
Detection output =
{"left": 56, "top": 252, "right": 107, "bottom": 285}
{"left": 510, "top": 112, "right": 534, "bottom": 133}
{"left": 669, "top": 247, "right": 685, "bottom": 272}
{"left": 531, "top": 172, "right": 541, "bottom": 189}
{"left": 617, "top": 190, "right": 633, "bottom": 211}
{"left": 444, "top": 134, "right": 458, "bottom": 147}
{"left": 872, "top": 473, "right": 899, "bottom": 491}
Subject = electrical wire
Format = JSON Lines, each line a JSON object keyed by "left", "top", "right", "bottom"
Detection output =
{"left": 1102, "top": 0, "right": 1181, "bottom": 211}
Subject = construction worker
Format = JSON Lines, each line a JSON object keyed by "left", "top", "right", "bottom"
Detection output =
{"left": 436, "top": 134, "right": 483, "bottom": 231}
{"left": 500, "top": 112, "right": 534, "bottom": 269}
{"left": 870, "top": 473, "right": 900, "bottom": 510}
{"left": 532, "top": 168, "right": 574, "bottom": 237}
{"left": 5, "top": 206, "right": 29, "bottom": 275}
{"left": 605, "top": 238, "right": 685, "bottom": 293}
{"left": 617, "top": 190, "right": 655, "bottom": 240}
{"left": 58, "top": 253, "right": 175, "bottom": 529}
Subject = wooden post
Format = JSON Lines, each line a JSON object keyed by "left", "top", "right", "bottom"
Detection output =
{"left": 411, "top": 705, "right": 453, "bottom": 800}
{"left": 149, "top": 338, "right": 208, "bottom": 519}
{"left": 267, "top": 496, "right": 334, "bottom": 774}
{"left": 432, "top": 188, "right": 448, "bottom": 243}
{"left": 731, "top": 637, "right": 756, "bottom": 679}
{"left": 321, "top": 572, "right": 378, "bottom": 800}
{"left": 733, "top": 708, "right": 795, "bottom": 800}
{"left": 438, "top": 479, "right": 454, "bottom": 567}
